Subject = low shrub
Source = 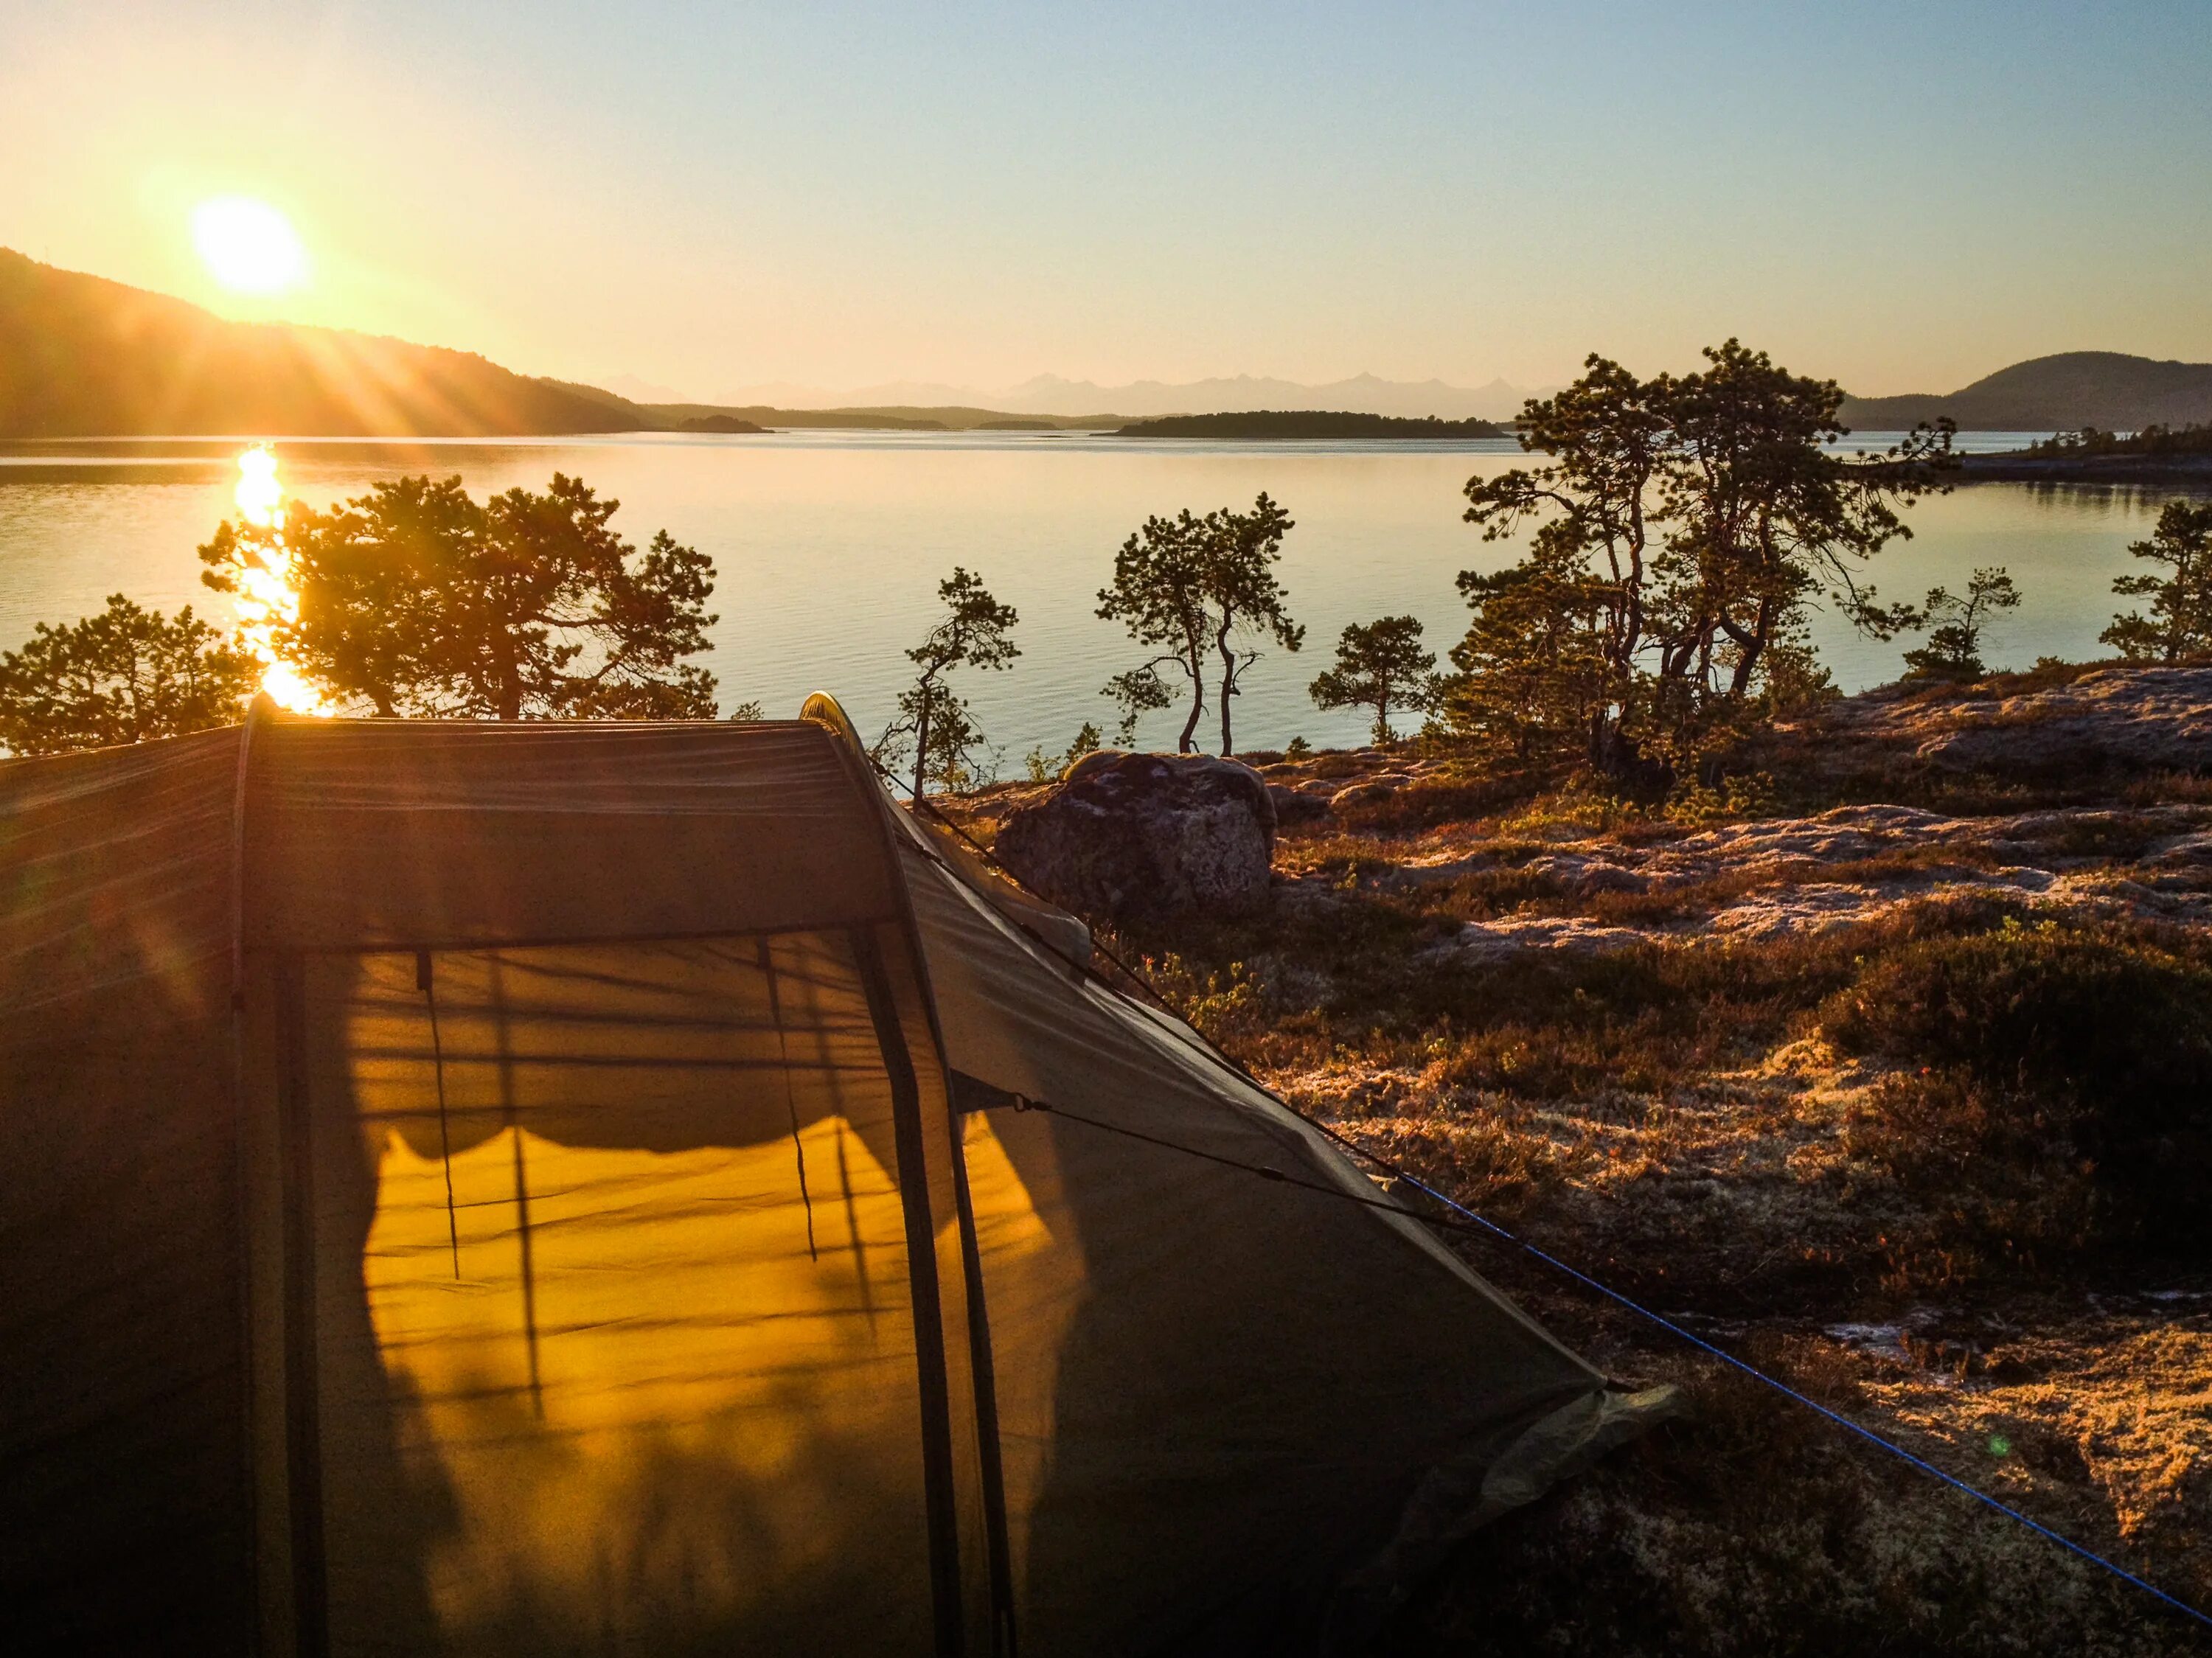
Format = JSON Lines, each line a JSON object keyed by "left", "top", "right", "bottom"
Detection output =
{"left": 1840, "top": 1067, "right": 2098, "bottom": 1283}
{"left": 1426, "top": 904, "right": 2004, "bottom": 1101}
{"left": 1329, "top": 770, "right": 1547, "bottom": 834}
{"left": 1820, "top": 919, "right": 2212, "bottom": 1254}
{"left": 2027, "top": 815, "right": 2174, "bottom": 862}
{"left": 1395, "top": 1354, "right": 2211, "bottom": 1658}
{"left": 1428, "top": 865, "right": 1572, "bottom": 923}
{"left": 1663, "top": 770, "right": 1778, "bottom": 826}
{"left": 1133, "top": 893, "right": 2021, "bottom": 1105}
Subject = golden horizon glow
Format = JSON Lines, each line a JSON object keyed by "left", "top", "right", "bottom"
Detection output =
{"left": 228, "top": 446, "right": 329, "bottom": 714}
{"left": 192, "top": 196, "right": 307, "bottom": 296}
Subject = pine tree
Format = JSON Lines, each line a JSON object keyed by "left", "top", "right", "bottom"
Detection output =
{"left": 874, "top": 568, "right": 1020, "bottom": 797}
{"left": 1902, "top": 568, "right": 2021, "bottom": 680}
{"left": 0, "top": 595, "right": 260, "bottom": 755}
{"left": 199, "top": 473, "right": 719, "bottom": 719}
{"left": 2101, "top": 501, "right": 2212, "bottom": 663}
{"left": 1309, "top": 616, "right": 1437, "bottom": 743}
{"left": 1098, "top": 494, "right": 1302, "bottom": 753}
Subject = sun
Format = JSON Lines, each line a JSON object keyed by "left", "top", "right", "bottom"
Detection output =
{"left": 191, "top": 197, "right": 307, "bottom": 295}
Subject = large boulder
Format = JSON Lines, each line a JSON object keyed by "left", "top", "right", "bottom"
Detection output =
{"left": 993, "top": 750, "right": 1276, "bottom": 920}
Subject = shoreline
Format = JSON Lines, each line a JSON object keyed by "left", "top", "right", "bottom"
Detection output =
{"left": 1958, "top": 452, "right": 2212, "bottom": 485}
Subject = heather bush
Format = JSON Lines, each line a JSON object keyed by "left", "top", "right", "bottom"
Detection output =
{"left": 1821, "top": 919, "right": 2212, "bottom": 1253}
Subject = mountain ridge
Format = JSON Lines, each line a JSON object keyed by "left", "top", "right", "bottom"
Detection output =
{"left": 1838, "top": 351, "right": 2212, "bottom": 432}
{"left": 0, "top": 249, "right": 647, "bottom": 438}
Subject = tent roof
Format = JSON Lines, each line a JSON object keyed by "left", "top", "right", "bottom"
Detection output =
{"left": 0, "top": 706, "right": 908, "bottom": 1016}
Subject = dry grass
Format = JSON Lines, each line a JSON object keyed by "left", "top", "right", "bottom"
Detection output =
{"left": 1393, "top": 1348, "right": 2212, "bottom": 1657}
{"left": 1130, "top": 839, "right": 2209, "bottom": 1652}
{"left": 947, "top": 717, "right": 2212, "bottom": 1651}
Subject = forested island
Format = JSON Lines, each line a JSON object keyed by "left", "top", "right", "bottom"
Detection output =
{"left": 1961, "top": 422, "right": 2212, "bottom": 483}
{"left": 674, "top": 414, "right": 769, "bottom": 434}
{"left": 1113, "top": 409, "right": 1507, "bottom": 439}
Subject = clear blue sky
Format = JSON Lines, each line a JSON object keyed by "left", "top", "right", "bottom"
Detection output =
{"left": 3, "top": 1, "right": 2207, "bottom": 398}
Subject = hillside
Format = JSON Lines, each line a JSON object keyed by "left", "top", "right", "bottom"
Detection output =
{"left": 1842, "top": 351, "right": 2212, "bottom": 432}
{"left": 0, "top": 252, "right": 1113, "bottom": 439}
{"left": 990, "top": 369, "right": 1531, "bottom": 421}
{"left": 0, "top": 250, "right": 653, "bottom": 439}
{"left": 1114, "top": 409, "right": 1507, "bottom": 440}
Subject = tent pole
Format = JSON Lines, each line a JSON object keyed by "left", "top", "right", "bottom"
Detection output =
{"left": 274, "top": 953, "right": 330, "bottom": 1658}
{"left": 945, "top": 1109, "right": 1018, "bottom": 1657}
{"left": 853, "top": 927, "right": 967, "bottom": 1658}
{"left": 226, "top": 696, "right": 274, "bottom": 1652}
{"left": 808, "top": 695, "right": 1019, "bottom": 1651}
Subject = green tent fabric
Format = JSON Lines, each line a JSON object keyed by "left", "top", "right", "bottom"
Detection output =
{"left": 0, "top": 700, "right": 1669, "bottom": 1656}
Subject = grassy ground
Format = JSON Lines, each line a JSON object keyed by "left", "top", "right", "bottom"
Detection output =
{"left": 950, "top": 714, "right": 2212, "bottom": 1654}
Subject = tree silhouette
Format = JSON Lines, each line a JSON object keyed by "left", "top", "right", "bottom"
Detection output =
{"left": 1655, "top": 341, "right": 1949, "bottom": 715}
{"left": 1450, "top": 343, "right": 1955, "bottom": 776}
{"left": 874, "top": 567, "right": 1019, "bottom": 797}
{"left": 1096, "top": 509, "right": 1211, "bottom": 751}
{"left": 0, "top": 594, "right": 259, "bottom": 754}
{"left": 1097, "top": 492, "right": 1303, "bottom": 754}
{"left": 1460, "top": 355, "right": 1668, "bottom": 767}
{"left": 1102, "top": 665, "right": 1177, "bottom": 747}
{"left": 2101, "top": 501, "right": 2212, "bottom": 663}
{"left": 1309, "top": 615, "right": 1438, "bottom": 742}
{"left": 1902, "top": 568, "right": 2021, "bottom": 680}
{"left": 1024, "top": 721, "right": 1103, "bottom": 783}
{"left": 199, "top": 472, "right": 718, "bottom": 718}
{"left": 1203, "top": 493, "right": 1304, "bottom": 753}
{"left": 1439, "top": 561, "right": 1612, "bottom": 762}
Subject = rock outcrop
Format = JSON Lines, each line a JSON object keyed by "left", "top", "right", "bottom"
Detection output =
{"left": 1771, "top": 666, "right": 2212, "bottom": 780}
{"left": 1386, "top": 801, "right": 2212, "bottom": 963}
{"left": 993, "top": 750, "right": 1276, "bottom": 920}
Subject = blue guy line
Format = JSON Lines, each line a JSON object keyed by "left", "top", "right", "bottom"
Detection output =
{"left": 1371, "top": 1160, "right": 2212, "bottom": 1631}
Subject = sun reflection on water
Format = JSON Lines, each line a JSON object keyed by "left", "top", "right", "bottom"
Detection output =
{"left": 229, "top": 445, "right": 328, "bottom": 713}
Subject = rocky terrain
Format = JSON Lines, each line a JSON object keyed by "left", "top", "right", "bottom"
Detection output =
{"left": 948, "top": 663, "right": 2212, "bottom": 1656}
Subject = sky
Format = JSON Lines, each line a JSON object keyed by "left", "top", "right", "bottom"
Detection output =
{"left": 3, "top": 1, "right": 2209, "bottom": 403}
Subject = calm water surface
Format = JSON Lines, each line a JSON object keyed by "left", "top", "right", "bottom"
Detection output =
{"left": 0, "top": 431, "right": 2200, "bottom": 759}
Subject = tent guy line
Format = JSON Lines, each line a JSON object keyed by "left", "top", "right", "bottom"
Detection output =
{"left": 414, "top": 950, "right": 464, "bottom": 1279}
{"left": 1349, "top": 1160, "right": 2212, "bottom": 1634}
{"left": 979, "top": 1067, "right": 2212, "bottom": 1634}
{"left": 899, "top": 784, "right": 2212, "bottom": 1635}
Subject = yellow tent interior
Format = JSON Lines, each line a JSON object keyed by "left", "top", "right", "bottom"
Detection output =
{"left": 0, "top": 699, "right": 1669, "bottom": 1655}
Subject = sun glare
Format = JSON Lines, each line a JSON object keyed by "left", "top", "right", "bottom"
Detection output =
{"left": 234, "top": 445, "right": 282, "bottom": 526}
{"left": 192, "top": 197, "right": 307, "bottom": 295}
{"left": 226, "top": 447, "right": 328, "bottom": 714}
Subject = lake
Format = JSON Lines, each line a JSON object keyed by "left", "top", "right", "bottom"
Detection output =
{"left": 0, "top": 431, "right": 2201, "bottom": 761}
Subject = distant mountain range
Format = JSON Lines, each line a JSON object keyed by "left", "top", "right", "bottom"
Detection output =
{"left": 1838, "top": 352, "right": 2212, "bottom": 432}
{"left": 0, "top": 249, "right": 638, "bottom": 438}
{"left": 709, "top": 370, "right": 1540, "bottom": 422}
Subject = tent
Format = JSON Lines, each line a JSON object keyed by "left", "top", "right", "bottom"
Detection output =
{"left": 0, "top": 697, "right": 1668, "bottom": 1656}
